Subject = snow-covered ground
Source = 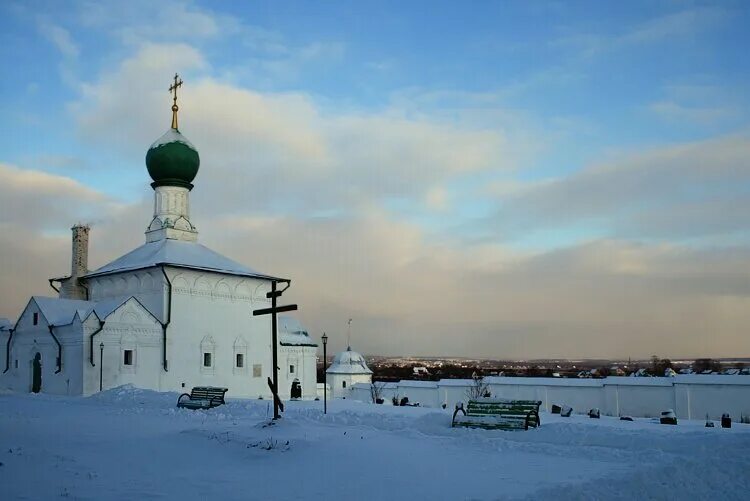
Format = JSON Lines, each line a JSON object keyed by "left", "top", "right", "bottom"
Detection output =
{"left": 1, "top": 387, "right": 749, "bottom": 500}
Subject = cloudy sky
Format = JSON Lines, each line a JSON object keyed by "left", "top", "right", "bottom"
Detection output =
{"left": 1, "top": 0, "right": 749, "bottom": 359}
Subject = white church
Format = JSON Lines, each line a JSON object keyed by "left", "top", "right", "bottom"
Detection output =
{"left": 0, "top": 80, "right": 318, "bottom": 400}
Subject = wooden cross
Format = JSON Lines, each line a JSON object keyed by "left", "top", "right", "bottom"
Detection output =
{"left": 253, "top": 280, "right": 297, "bottom": 420}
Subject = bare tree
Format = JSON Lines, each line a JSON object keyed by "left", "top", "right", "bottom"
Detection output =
{"left": 465, "top": 372, "right": 490, "bottom": 400}
{"left": 370, "top": 382, "right": 387, "bottom": 404}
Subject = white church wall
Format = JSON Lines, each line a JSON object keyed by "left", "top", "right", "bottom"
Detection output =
{"left": 82, "top": 299, "right": 163, "bottom": 396}
{"left": 278, "top": 346, "right": 317, "bottom": 399}
{"left": 301, "top": 348, "right": 317, "bottom": 399}
{"left": 88, "top": 269, "right": 166, "bottom": 322}
{"left": 0, "top": 329, "right": 10, "bottom": 390}
{"left": 0, "top": 299, "right": 85, "bottom": 395}
{"left": 159, "top": 268, "right": 278, "bottom": 399}
{"left": 55, "top": 319, "right": 87, "bottom": 396}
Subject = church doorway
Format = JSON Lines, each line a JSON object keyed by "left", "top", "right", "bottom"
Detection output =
{"left": 31, "top": 353, "right": 42, "bottom": 393}
{"left": 290, "top": 379, "right": 302, "bottom": 400}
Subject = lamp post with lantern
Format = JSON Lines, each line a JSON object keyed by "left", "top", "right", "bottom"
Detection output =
{"left": 321, "top": 333, "right": 328, "bottom": 414}
{"left": 99, "top": 342, "right": 104, "bottom": 392}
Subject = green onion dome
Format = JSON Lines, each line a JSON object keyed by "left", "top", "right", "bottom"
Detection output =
{"left": 145, "top": 128, "right": 200, "bottom": 190}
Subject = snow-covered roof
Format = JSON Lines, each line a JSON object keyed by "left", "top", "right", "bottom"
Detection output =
{"left": 85, "top": 239, "right": 282, "bottom": 281}
{"left": 30, "top": 296, "right": 157, "bottom": 327}
{"left": 326, "top": 347, "right": 372, "bottom": 375}
{"left": 33, "top": 297, "right": 96, "bottom": 326}
{"left": 278, "top": 316, "right": 317, "bottom": 347}
{"left": 87, "top": 296, "right": 133, "bottom": 321}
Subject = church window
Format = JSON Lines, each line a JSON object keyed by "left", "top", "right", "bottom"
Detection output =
{"left": 290, "top": 364, "right": 295, "bottom": 374}
{"left": 233, "top": 337, "right": 247, "bottom": 375}
{"left": 342, "top": 381, "right": 346, "bottom": 389}
{"left": 253, "top": 364, "right": 262, "bottom": 378}
{"left": 200, "top": 335, "right": 216, "bottom": 374}
{"left": 15, "top": 360, "right": 18, "bottom": 369}
{"left": 123, "top": 350, "right": 133, "bottom": 366}
{"left": 33, "top": 312, "right": 38, "bottom": 325}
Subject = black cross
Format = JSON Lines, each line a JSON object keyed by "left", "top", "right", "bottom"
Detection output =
{"left": 253, "top": 280, "right": 297, "bottom": 420}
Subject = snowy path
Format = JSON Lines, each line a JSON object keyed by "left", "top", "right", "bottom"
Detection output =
{"left": 1, "top": 388, "right": 749, "bottom": 500}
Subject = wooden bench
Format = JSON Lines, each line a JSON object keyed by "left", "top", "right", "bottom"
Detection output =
{"left": 452, "top": 398, "right": 542, "bottom": 430}
{"left": 176, "top": 386, "right": 228, "bottom": 410}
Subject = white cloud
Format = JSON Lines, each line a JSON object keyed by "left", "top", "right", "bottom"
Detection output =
{"left": 1, "top": 161, "right": 749, "bottom": 359}
{"left": 0, "top": 162, "right": 110, "bottom": 229}
{"left": 554, "top": 6, "right": 730, "bottom": 59}
{"left": 485, "top": 134, "right": 750, "bottom": 241}
{"left": 69, "top": 43, "right": 518, "bottom": 217}
{"left": 76, "top": 0, "right": 230, "bottom": 45}
{"left": 649, "top": 101, "right": 737, "bottom": 125}
{"left": 40, "top": 23, "right": 79, "bottom": 59}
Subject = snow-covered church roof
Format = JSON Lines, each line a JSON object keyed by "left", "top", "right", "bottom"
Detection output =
{"left": 278, "top": 316, "right": 317, "bottom": 347}
{"left": 326, "top": 347, "right": 372, "bottom": 375}
{"left": 34, "top": 297, "right": 97, "bottom": 326}
{"left": 85, "top": 238, "right": 282, "bottom": 281}
{"left": 30, "top": 296, "right": 157, "bottom": 327}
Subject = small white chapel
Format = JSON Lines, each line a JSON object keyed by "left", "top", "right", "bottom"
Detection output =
{"left": 0, "top": 77, "right": 317, "bottom": 399}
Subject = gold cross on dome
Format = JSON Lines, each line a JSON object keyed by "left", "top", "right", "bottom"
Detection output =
{"left": 169, "top": 73, "right": 183, "bottom": 129}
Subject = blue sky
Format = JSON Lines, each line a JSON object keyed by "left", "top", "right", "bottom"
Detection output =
{"left": 1, "top": 1, "right": 749, "bottom": 357}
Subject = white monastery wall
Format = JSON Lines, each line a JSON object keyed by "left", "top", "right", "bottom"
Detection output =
{"left": 349, "top": 384, "right": 373, "bottom": 402}
{"left": 350, "top": 376, "right": 750, "bottom": 422}
{"left": 438, "top": 381, "right": 473, "bottom": 409}
{"left": 673, "top": 377, "right": 750, "bottom": 421}
{"left": 396, "top": 381, "right": 440, "bottom": 407}
{"left": 602, "top": 378, "right": 674, "bottom": 418}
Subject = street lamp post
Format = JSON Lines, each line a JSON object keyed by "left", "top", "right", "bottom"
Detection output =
{"left": 322, "top": 333, "right": 328, "bottom": 415}
{"left": 99, "top": 342, "right": 104, "bottom": 392}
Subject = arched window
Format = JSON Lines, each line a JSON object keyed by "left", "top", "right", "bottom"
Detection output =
{"left": 342, "top": 380, "right": 346, "bottom": 389}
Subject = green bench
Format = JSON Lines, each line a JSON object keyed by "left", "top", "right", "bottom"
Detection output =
{"left": 452, "top": 398, "right": 542, "bottom": 430}
{"left": 176, "top": 386, "right": 228, "bottom": 410}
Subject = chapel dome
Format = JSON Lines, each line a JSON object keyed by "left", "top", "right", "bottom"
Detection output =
{"left": 327, "top": 347, "right": 373, "bottom": 375}
{"left": 146, "top": 128, "right": 200, "bottom": 189}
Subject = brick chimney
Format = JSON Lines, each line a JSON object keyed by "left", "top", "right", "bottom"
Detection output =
{"left": 60, "top": 224, "right": 90, "bottom": 300}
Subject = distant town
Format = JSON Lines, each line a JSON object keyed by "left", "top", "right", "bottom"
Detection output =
{"left": 319, "top": 356, "right": 750, "bottom": 382}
